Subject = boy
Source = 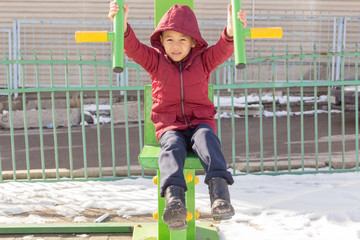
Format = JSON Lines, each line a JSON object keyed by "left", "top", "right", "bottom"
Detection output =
{"left": 109, "top": 2, "right": 247, "bottom": 230}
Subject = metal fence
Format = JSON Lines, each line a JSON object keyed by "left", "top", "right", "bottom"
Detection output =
{"left": 0, "top": 47, "right": 359, "bottom": 182}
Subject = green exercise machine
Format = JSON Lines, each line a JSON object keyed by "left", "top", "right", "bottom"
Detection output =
{"left": 75, "top": 0, "right": 283, "bottom": 239}
{"left": 0, "top": 0, "right": 282, "bottom": 238}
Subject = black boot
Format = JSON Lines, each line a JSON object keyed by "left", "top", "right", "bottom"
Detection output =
{"left": 162, "top": 185, "right": 188, "bottom": 231}
{"left": 208, "top": 177, "right": 235, "bottom": 220}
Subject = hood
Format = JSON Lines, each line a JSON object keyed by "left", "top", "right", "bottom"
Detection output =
{"left": 150, "top": 5, "right": 207, "bottom": 57}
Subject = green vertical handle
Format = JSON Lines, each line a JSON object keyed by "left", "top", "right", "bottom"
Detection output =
{"left": 113, "top": 0, "right": 124, "bottom": 73}
{"left": 231, "top": 0, "right": 246, "bottom": 69}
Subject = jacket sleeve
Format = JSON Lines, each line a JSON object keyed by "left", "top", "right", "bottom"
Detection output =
{"left": 202, "top": 27, "right": 234, "bottom": 73}
{"left": 124, "top": 24, "right": 159, "bottom": 73}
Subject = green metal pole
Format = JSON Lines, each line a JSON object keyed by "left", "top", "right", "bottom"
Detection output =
{"left": 157, "top": 170, "right": 170, "bottom": 239}
{"left": 113, "top": 0, "right": 125, "bottom": 73}
{"left": 34, "top": 51, "right": 45, "bottom": 181}
{"left": 258, "top": 50, "right": 264, "bottom": 173}
{"left": 300, "top": 46, "right": 305, "bottom": 171}
{"left": 8, "top": 77, "right": 16, "bottom": 180}
{"left": 271, "top": 48, "right": 278, "bottom": 173}
{"left": 109, "top": 65, "right": 116, "bottom": 177}
{"left": 231, "top": 0, "right": 246, "bottom": 69}
{"left": 244, "top": 68, "right": 250, "bottom": 173}
{"left": 0, "top": 223, "right": 133, "bottom": 234}
{"left": 18, "top": 51, "right": 31, "bottom": 179}
{"left": 50, "top": 51, "right": 60, "bottom": 180}
{"left": 170, "top": 228, "right": 186, "bottom": 239}
{"left": 286, "top": 46, "right": 291, "bottom": 171}
{"left": 78, "top": 52, "right": 88, "bottom": 179}
{"left": 327, "top": 48, "right": 332, "bottom": 170}
{"left": 185, "top": 170, "right": 196, "bottom": 240}
{"left": 313, "top": 45, "right": 319, "bottom": 171}
{"left": 94, "top": 51, "right": 103, "bottom": 178}
{"left": 124, "top": 76, "right": 131, "bottom": 177}
{"left": 230, "top": 67, "right": 236, "bottom": 174}
{"left": 65, "top": 51, "right": 74, "bottom": 179}
{"left": 341, "top": 51, "right": 346, "bottom": 169}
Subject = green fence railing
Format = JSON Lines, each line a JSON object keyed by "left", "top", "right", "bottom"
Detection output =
{"left": 0, "top": 47, "right": 359, "bottom": 182}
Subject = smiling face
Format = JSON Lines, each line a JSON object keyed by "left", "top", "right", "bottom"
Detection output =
{"left": 160, "top": 30, "right": 196, "bottom": 62}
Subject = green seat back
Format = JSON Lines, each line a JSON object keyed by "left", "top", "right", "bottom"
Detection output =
{"left": 155, "top": 0, "right": 194, "bottom": 26}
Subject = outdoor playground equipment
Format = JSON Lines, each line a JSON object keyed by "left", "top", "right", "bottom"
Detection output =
{"left": 75, "top": 0, "right": 282, "bottom": 72}
{"left": 75, "top": 0, "right": 282, "bottom": 239}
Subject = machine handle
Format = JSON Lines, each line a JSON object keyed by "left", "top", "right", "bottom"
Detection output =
{"left": 231, "top": 0, "right": 283, "bottom": 69}
{"left": 231, "top": 0, "right": 246, "bottom": 69}
{"left": 75, "top": 0, "right": 124, "bottom": 73}
{"left": 249, "top": 28, "right": 283, "bottom": 39}
{"left": 112, "top": 0, "right": 125, "bottom": 73}
{"left": 75, "top": 31, "right": 109, "bottom": 43}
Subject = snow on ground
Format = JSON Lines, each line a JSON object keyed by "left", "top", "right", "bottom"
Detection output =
{"left": 1, "top": 171, "right": 360, "bottom": 239}
{"left": 80, "top": 95, "right": 341, "bottom": 124}
{"left": 213, "top": 94, "right": 328, "bottom": 108}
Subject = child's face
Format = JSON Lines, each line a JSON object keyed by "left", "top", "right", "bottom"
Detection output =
{"left": 160, "top": 30, "right": 196, "bottom": 62}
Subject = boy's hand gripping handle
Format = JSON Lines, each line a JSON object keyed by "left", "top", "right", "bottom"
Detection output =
{"left": 75, "top": 0, "right": 124, "bottom": 73}
{"left": 231, "top": 0, "right": 283, "bottom": 70}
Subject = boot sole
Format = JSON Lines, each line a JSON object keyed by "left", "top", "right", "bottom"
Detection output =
{"left": 162, "top": 202, "right": 188, "bottom": 231}
{"left": 213, "top": 215, "right": 233, "bottom": 221}
{"left": 211, "top": 201, "right": 235, "bottom": 221}
{"left": 212, "top": 211, "right": 235, "bottom": 221}
{"left": 212, "top": 210, "right": 235, "bottom": 221}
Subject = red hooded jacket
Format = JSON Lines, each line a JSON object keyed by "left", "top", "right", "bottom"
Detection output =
{"left": 124, "top": 5, "right": 234, "bottom": 141}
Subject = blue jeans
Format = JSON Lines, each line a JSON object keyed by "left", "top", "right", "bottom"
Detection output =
{"left": 158, "top": 123, "right": 234, "bottom": 197}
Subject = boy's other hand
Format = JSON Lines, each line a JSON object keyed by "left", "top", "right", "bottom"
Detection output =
{"left": 108, "top": 1, "right": 129, "bottom": 33}
{"left": 108, "top": 1, "right": 119, "bottom": 22}
{"left": 226, "top": 4, "right": 247, "bottom": 38}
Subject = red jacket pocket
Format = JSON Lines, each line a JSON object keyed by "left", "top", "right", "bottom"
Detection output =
{"left": 151, "top": 112, "right": 176, "bottom": 123}
{"left": 193, "top": 107, "right": 216, "bottom": 120}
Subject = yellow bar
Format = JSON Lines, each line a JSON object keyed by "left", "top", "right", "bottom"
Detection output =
{"left": 75, "top": 31, "right": 108, "bottom": 43}
{"left": 250, "top": 27, "right": 283, "bottom": 39}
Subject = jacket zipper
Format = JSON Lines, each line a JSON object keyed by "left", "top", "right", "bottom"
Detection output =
{"left": 179, "top": 62, "right": 188, "bottom": 126}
